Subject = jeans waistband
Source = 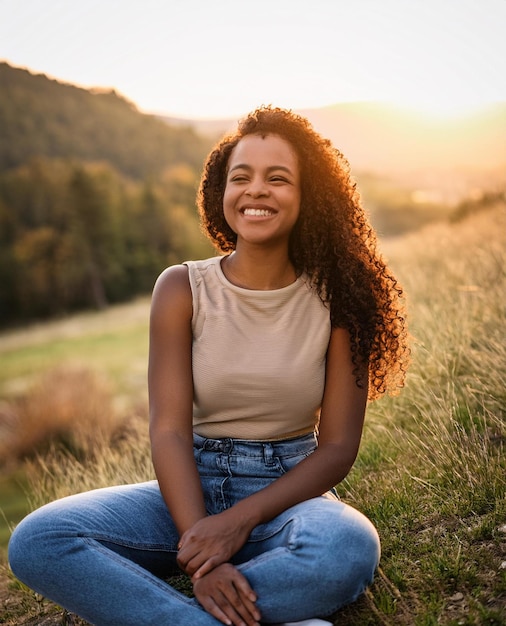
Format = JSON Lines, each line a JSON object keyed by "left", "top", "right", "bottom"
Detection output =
{"left": 193, "top": 431, "right": 317, "bottom": 456}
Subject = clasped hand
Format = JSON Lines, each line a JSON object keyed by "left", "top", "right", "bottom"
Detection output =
{"left": 193, "top": 563, "right": 261, "bottom": 626}
{"left": 176, "top": 509, "right": 252, "bottom": 579}
{"left": 177, "top": 510, "right": 260, "bottom": 625}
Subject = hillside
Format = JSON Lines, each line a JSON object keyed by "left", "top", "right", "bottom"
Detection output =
{"left": 0, "top": 63, "right": 216, "bottom": 327}
{"left": 0, "top": 62, "right": 211, "bottom": 179}
{"left": 164, "top": 101, "right": 506, "bottom": 204}
{"left": 2, "top": 59, "right": 504, "bottom": 194}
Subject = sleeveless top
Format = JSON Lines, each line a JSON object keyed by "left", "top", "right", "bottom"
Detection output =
{"left": 184, "top": 256, "right": 331, "bottom": 441}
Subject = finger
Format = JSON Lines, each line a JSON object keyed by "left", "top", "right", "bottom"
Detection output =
{"left": 235, "top": 575, "right": 258, "bottom": 606}
{"left": 199, "top": 595, "right": 234, "bottom": 626}
{"left": 215, "top": 576, "right": 260, "bottom": 625}
{"left": 192, "top": 554, "right": 224, "bottom": 580}
{"left": 177, "top": 547, "right": 208, "bottom": 576}
{"left": 231, "top": 577, "right": 261, "bottom": 622}
{"left": 200, "top": 591, "right": 255, "bottom": 626}
{"left": 213, "top": 589, "right": 259, "bottom": 626}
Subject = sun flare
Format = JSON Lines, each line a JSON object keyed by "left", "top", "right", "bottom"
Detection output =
{"left": 394, "top": 95, "right": 499, "bottom": 120}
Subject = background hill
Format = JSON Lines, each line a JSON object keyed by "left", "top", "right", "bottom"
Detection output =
{"left": 0, "top": 62, "right": 210, "bottom": 179}
{"left": 301, "top": 102, "right": 506, "bottom": 175}
{"left": 0, "top": 63, "right": 214, "bottom": 327}
{"left": 166, "top": 101, "right": 506, "bottom": 174}
{"left": 0, "top": 61, "right": 504, "bottom": 327}
{"left": 165, "top": 101, "right": 506, "bottom": 205}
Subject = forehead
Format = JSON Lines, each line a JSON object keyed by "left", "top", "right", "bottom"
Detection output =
{"left": 228, "top": 134, "right": 299, "bottom": 171}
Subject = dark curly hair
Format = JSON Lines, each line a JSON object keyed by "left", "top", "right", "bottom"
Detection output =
{"left": 198, "top": 106, "right": 409, "bottom": 399}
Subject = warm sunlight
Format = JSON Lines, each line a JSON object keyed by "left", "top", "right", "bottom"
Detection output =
{"left": 388, "top": 99, "right": 492, "bottom": 122}
{"left": 388, "top": 95, "right": 502, "bottom": 121}
{"left": 0, "top": 0, "right": 504, "bottom": 119}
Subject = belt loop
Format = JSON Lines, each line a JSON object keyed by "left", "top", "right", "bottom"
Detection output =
{"left": 263, "top": 442, "right": 275, "bottom": 466}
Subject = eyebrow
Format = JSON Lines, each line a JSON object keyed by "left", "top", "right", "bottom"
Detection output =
{"left": 229, "top": 164, "right": 295, "bottom": 175}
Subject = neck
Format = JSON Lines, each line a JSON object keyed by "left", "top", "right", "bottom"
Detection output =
{"left": 222, "top": 248, "right": 297, "bottom": 290}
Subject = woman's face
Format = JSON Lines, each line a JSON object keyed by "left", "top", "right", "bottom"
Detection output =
{"left": 223, "top": 133, "right": 301, "bottom": 249}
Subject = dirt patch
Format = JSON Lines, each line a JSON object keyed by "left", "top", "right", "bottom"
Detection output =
{"left": 0, "top": 567, "right": 88, "bottom": 626}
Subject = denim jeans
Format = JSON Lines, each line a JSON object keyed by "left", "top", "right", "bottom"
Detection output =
{"left": 8, "top": 432, "right": 380, "bottom": 625}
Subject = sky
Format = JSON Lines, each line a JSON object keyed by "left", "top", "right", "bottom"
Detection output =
{"left": 1, "top": 0, "right": 505, "bottom": 120}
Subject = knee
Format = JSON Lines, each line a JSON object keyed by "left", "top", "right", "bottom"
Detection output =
{"left": 335, "top": 505, "right": 381, "bottom": 582}
{"left": 8, "top": 502, "right": 66, "bottom": 586}
{"left": 9, "top": 512, "right": 41, "bottom": 585}
{"left": 320, "top": 501, "right": 380, "bottom": 600}
{"left": 296, "top": 499, "right": 380, "bottom": 597}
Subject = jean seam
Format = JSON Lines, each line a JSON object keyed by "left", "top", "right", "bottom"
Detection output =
{"left": 84, "top": 538, "right": 192, "bottom": 600}
{"left": 80, "top": 533, "right": 178, "bottom": 552}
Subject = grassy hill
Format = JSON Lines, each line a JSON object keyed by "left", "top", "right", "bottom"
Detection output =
{"left": 0, "top": 200, "right": 504, "bottom": 624}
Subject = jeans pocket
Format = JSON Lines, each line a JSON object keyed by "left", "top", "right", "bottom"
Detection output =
{"left": 276, "top": 449, "right": 314, "bottom": 474}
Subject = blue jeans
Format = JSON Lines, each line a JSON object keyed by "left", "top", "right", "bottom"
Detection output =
{"left": 8, "top": 433, "right": 380, "bottom": 625}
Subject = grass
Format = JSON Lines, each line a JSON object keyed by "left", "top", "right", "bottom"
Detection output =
{"left": 0, "top": 297, "right": 150, "bottom": 401}
{"left": 0, "top": 202, "right": 505, "bottom": 625}
{"left": 0, "top": 473, "right": 30, "bottom": 551}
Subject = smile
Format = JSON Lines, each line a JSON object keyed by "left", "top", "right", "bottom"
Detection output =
{"left": 242, "top": 208, "right": 276, "bottom": 217}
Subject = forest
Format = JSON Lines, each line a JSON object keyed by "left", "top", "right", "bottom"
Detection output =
{"left": 0, "top": 62, "right": 214, "bottom": 326}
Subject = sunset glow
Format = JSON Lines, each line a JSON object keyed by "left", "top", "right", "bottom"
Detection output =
{"left": 385, "top": 95, "right": 503, "bottom": 121}
{"left": 0, "top": 0, "right": 504, "bottom": 119}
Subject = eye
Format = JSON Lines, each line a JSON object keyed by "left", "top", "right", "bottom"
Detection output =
{"left": 269, "top": 175, "right": 289, "bottom": 184}
{"left": 229, "top": 174, "right": 249, "bottom": 183}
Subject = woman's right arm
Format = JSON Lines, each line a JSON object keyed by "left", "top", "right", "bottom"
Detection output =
{"left": 149, "top": 265, "right": 261, "bottom": 626}
{"left": 148, "top": 264, "right": 207, "bottom": 535}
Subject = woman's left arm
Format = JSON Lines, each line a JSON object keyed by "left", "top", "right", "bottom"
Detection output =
{"left": 180, "top": 327, "right": 368, "bottom": 580}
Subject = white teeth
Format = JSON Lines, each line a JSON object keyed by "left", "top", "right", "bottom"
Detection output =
{"left": 243, "top": 208, "right": 273, "bottom": 216}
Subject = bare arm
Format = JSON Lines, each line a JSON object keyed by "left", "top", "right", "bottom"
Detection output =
{"left": 179, "top": 326, "right": 368, "bottom": 579}
{"left": 148, "top": 265, "right": 206, "bottom": 535}
{"left": 149, "top": 265, "right": 260, "bottom": 625}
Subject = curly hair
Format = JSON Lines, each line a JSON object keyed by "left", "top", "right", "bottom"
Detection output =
{"left": 197, "top": 106, "right": 409, "bottom": 399}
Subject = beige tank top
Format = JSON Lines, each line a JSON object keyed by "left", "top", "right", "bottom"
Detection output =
{"left": 184, "top": 256, "right": 331, "bottom": 440}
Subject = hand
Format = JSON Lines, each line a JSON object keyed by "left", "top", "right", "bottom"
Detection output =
{"left": 193, "top": 563, "right": 261, "bottom": 626}
{"left": 177, "top": 510, "right": 253, "bottom": 579}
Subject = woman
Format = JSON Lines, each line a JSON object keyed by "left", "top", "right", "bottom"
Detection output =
{"left": 9, "top": 107, "right": 409, "bottom": 626}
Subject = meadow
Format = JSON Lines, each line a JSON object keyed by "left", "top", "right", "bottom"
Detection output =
{"left": 0, "top": 201, "right": 504, "bottom": 625}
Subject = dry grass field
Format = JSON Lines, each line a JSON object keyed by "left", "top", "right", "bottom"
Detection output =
{"left": 0, "top": 202, "right": 505, "bottom": 625}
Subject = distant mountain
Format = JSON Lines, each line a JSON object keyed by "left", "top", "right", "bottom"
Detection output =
{"left": 0, "top": 62, "right": 211, "bottom": 179}
{"left": 162, "top": 101, "right": 506, "bottom": 185}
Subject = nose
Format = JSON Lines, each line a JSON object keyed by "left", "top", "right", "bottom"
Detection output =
{"left": 245, "top": 176, "right": 268, "bottom": 198}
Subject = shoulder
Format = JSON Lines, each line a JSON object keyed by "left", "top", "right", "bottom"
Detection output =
{"left": 151, "top": 264, "right": 192, "bottom": 321}
{"left": 153, "top": 264, "right": 191, "bottom": 296}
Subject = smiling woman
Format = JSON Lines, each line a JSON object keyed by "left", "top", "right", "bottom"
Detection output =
{"left": 9, "top": 106, "right": 409, "bottom": 626}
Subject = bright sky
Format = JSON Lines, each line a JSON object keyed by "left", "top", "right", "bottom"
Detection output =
{"left": 1, "top": 0, "right": 505, "bottom": 119}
